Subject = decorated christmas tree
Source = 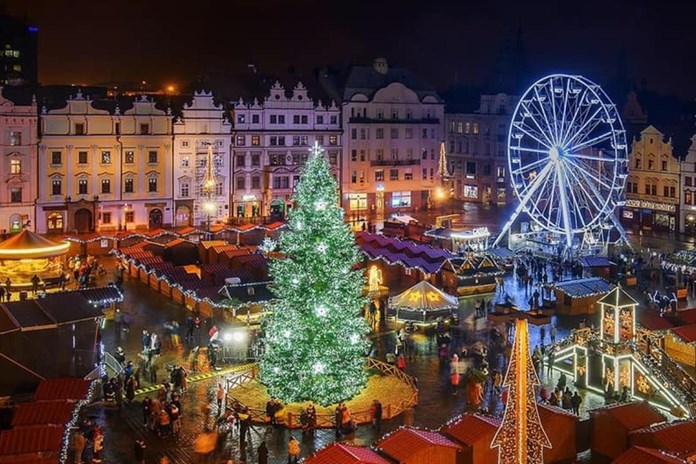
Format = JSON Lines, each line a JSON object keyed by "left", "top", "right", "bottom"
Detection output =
{"left": 259, "top": 142, "right": 370, "bottom": 405}
{"left": 491, "top": 318, "right": 551, "bottom": 464}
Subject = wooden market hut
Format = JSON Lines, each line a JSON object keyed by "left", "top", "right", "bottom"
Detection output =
{"left": 443, "top": 253, "right": 503, "bottom": 296}
{"left": 579, "top": 256, "right": 616, "bottom": 280}
{"left": 304, "top": 443, "right": 394, "bottom": 464}
{"left": 552, "top": 278, "right": 614, "bottom": 316}
{"left": 388, "top": 280, "right": 458, "bottom": 324}
{"left": 198, "top": 240, "right": 227, "bottom": 264}
{"left": 377, "top": 428, "right": 464, "bottom": 464}
{"left": 629, "top": 420, "right": 696, "bottom": 461}
{"left": 664, "top": 325, "right": 696, "bottom": 367}
{"left": 439, "top": 413, "right": 500, "bottom": 464}
{"left": 538, "top": 404, "right": 578, "bottom": 463}
{"left": 589, "top": 402, "right": 666, "bottom": 461}
{"left": 613, "top": 446, "right": 688, "bottom": 464}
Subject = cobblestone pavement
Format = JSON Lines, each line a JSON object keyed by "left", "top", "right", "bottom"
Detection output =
{"left": 74, "top": 229, "right": 696, "bottom": 463}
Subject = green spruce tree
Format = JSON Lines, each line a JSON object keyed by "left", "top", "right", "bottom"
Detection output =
{"left": 260, "top": 143, "right": 370, "bottom": 405}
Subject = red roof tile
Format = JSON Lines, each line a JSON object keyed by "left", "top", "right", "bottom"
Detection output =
{"left": 305, "top": 443, "right": 392, "bottom": 464}
{"left": 440, "top": 413, "right": 500, "bottom": 445}
{"left": 590, "top": 402, "right": 665, "bottom": 431}
{"left": 630, "top": 420, "right": 696, "bottom": 456}
{"left": 378, "top": 428, "right": 462, "bottom": 461}
{"left": 0, "top": 456, "right": 60, "bottom": 464}
{"left": 671, "top": 324, "right": 696, "bottom": 343}
{"left": 677, "top": 308, "right": 696, "bottom": 325}
{"left": 0, "top": 426, "right": 63, "bottom": 455}
{"left": 11, "top": 401, "right": 75, "bottom": 427}
{"left": 538, "top": 403, "right": 579, "bottom": 421}
{"left": 613, "top": 446, "right": 685, "bottom": 464}
{"left": 639, "top": 312, "right": 675, "bottom": 331}
{"left": 33, "top": 378, "right": 91, "bottom": 401}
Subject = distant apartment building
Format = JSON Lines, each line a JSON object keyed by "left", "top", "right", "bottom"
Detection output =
{"left": 445, "top": 93, "right": 517, "bottom": 205}
{"left": 37, "top": 91, "right": 173, "bottom": 233}
{"left": 321, "top": 59, "right": 444, "bottom": 228}
{"left": 622, "top": 126, "right": 680, "bottom": 233}
{"left": 0, "top": 15, "right": 38, "bottom": 86}
{"left": 172, "top": 91, "right": 231, "bottom": 227}
{"left": 231, "top": 81, "right": 341, "bottom": 221}
{"left": 0, "top": 87, "right": 37, "bottom": 232}
{"left": 681, "top": 133, "right": 696, "bottom": 235}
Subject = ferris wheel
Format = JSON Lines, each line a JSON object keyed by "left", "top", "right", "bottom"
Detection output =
{"left": 493, "top": 74, "right": 629, "bottom": 249}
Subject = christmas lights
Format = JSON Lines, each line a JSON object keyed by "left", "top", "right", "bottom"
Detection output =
{"left": 259, "top": 142, "right": 370, "bottom": 405}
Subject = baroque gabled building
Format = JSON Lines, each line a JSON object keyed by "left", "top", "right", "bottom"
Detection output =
{"left": 681, "top": 133, "right": 696, "bottom": 235}
{"left": 37, "top": 91, "right": 173, "bottom": 233}
{"left": 172, "top": 91, "right": 231, "bottom": 227}
{"left": 622, "top": 126, "right": 680, "bottom": 233}
{"left": 231, "top": 81, "right": 341, "bottom": 221}
{"left": 0, "top": 87, "right": 37, "bottom": 233}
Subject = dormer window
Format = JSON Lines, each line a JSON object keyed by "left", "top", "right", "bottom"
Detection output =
{"left": 75, "top": 123, "right": 85, "bottom": 135}
{"left": 140, "top": 123, "right": 150, "bottom": 135}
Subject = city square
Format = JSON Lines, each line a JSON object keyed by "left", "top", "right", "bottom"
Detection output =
{"left": 1, "top": 1, "right": 696, "bottom": 464}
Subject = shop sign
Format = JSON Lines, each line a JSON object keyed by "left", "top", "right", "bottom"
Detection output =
{"left": 242, "top": 194, "right": 256, "bottom": 202}
{"left": 625, "top": 199, "right": 676, "bottom": 213}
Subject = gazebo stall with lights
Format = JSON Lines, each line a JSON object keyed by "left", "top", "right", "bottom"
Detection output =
{"left": 388, "top": 280, "right": 459, "bottom": 325}
{"left": 0, "top": 230, "right": 70, "bottom": 293}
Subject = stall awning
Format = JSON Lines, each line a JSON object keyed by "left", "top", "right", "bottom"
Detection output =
{"left": 33, "top": 378, "right": 91, "bottom": 401}
{"left": 390, "top": 280, "right": 458, "bottom": 310}
{"left": 11, "top": 401, "right": 75, "bottom": 427}
{"left": 553, "top": 278, "right": 614, "bottom": 299}
{"left": 0, "top": 425, "right": 63, "bottom": 456}
{"left": 0, "top": 230, "right": 69, "bottom": 260}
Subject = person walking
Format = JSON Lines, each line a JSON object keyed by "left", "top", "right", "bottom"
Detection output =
{"left": 571, "top": 391, "right": 583, "bottom": 415}
{"left": 287, "top": 436, "right": 300, "bottom": 464}
{"left": 540, "top": 326, "right": 546, "bottom": 344}
{"left": 133, "top": 439, "right": 146, "bottom": 464}
{"left": 125, "top": 375, "right": 136, "bottom": 403}
{"left": 149, "top": 361, "right": 158, "bottom": 385}
{"left": 550, "top": 324, "right": 557, "bottom": 345}
{"left": 257, "top": 441, "right": 269, "bottom": 464}
{"left": 73, "top": 431, "right": 85, "bottom": 464}
{"left": 216, "top": 383, "right": 225, "bottom": 415}
{"left": 371, "top": 399, "right": 383, "bottom": 433}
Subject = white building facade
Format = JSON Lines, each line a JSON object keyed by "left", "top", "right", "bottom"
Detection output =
{"left": 0, "top": 88, "right": 37, "bottom": 233}
{"left": 681, "top": 133, "right": 696, "bottom": 235}
{"left": 172, "top": 91, "right": 231, "bottom": 228}
{"left": 37, "top": 91, "right": 174, "bottom": 233}
{"left": 231, "top": 81, "right": 341, "bottom": 222}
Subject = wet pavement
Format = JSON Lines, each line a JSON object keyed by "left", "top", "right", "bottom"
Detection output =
{"left": 66, "top": 226, "right": 696, "bottom": 464}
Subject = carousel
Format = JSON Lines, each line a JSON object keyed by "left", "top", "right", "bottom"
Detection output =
{"left": 388, "top": 280, "right": 459, "bottom": 324}
{"left": 0, "top": 229, "right": 70, "bottom": 290}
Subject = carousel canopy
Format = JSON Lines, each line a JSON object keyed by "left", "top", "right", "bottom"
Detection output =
{"left": 0, "top": 230, "right": 69, "bottom": 260}
{"left": 390, "top": 280, "right": 458, "bottom": 310}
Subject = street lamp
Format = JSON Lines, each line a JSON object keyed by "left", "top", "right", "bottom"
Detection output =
{"left": 200, "top": 144, "right": 217, "bottom": 239}
{"left": 203, "top": 200, "right": 216, "bottom": 237}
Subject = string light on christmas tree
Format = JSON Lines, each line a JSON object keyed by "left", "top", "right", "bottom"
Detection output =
{"left": 491, "top": 318, "right": 551, "bottom": 464}
{"left": 259, "top": 142, "right": 370, "bottom": 405}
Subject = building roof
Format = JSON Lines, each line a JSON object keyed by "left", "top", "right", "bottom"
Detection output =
{"left": 35, "top": 293, "right": 105, "bottom": 324}
{"left": 613, "top": 446, "right": 686, "bottom": 464}
{"left": 11, "top": 400, "right": 75, "bottom": 427}
{"left": 677, "top": 308, "right": 696, "bottom": 325}
{"left": 390, "top": 280, "right": 458, "bottom": 311}
{"left": 670, "top": 324, "right": 696, "bottom": 343}
{"left": 638, "top": 311, "right": 675, "bottom": 331}
{"left": 0, "top": 425, "right": 63, "bottom": 456}
{"left": 630, "top": 420, "right": 696, "bottom": 457}
{"left": 597, "top": 285, "right": 638, "bottom": 307}
{"left": 590, "top": 402, "right": 665, "bottom": 431}
{"left": 378, "top": 428, "right": 462, "bottom": 461}
{"left": 440, "top": 413, "right": 500, "bottom": 445}
{"left": 538, "top": 403, "right": 579, "bottom": 421}
{"left": 0, "top": 230, "right": 69, "bottom": 260}
{"left": 341, "top": 63, "right": 442, "bottom": 102}
{"left": 554, "top": 278, "right": 614, "bottom": 299}
{"left": 304, "top": 443, "right": 392, "bottom": 464}
{"left": 33, "top": 378, "right": 91, "bottom": 401}
{"left": 580, "top": 256, "right": 615, "bottom": 268}
{"left": 0, "top": 457, "right": 60, "bottom": 464}
{"left": 0, "top": 300, "right": 55, "bottom": 331}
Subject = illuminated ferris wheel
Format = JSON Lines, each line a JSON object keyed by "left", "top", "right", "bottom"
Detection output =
{"left": 493, "top": 74, "right": 629, "bottom": 249}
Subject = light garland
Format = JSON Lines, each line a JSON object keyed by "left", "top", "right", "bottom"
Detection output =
{"left": 59, "top": 379, "right": 97, "bottom": 464}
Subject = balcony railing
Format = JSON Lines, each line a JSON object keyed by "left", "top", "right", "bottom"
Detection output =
{"left": 370, "top": 159, "right": 421, "bottom": 167}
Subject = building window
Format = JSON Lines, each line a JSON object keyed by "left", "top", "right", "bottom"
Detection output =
{"left": 272, "top": 176, "right": 290, "bottom": 189}
{"left": 251, "top": 135, "right": 260, "bottom": 146}
{"left": 124, "top": 178, "right": 134, "bottom": 193}
{"left": 10, "top": 187, "right": 21, "bottom": 203}
{"left": 51, "top": 151, "right": 62, "bottom": 165}
{"left": 237, "top": 155, "right": 246, "bottom": 167}
{"left": 360, "top": 150, "right": 366, "bottom": 162}
{"left": 466, "top": 162, "right": 476, "bottom": 175}
{"left": 404, "top": 170, "right": 413, "bottom": 180}
{"left": 182, "top": 140, "right": 189, "bottom": 148}
{"left": 391, "top": 128, "right": 398, "bottom": 139}
{"left": 497, "top": 166, "right": 506, "bottom": 179}
{"left": 74, "top": 123, "right": 85, "bottom": 135}
{"left": 390, "top": 169, "right": 399, "bottom": 181}
{"left": 391, "top": 149, "right": 398, "bottom": 160}
{"left": 140, "top": 123, "right": 150, "bottom": 135}
{"left": 115, "top": 122, "right": 120, "bottom": 135}
{"left": 125, "top": 151, "right": 135, "bottom": 164}
{"left": 101, "top": 151, "right": 111, "bottom": 164}
{"left": 662, "top": 160, "right": 668, "bottom": 171}
{"left": 648, "top": 159, "right": 654, "bottom": 170}
{"left": 671, "top": 186, "right": 676, "bottom": 198}
{"left": 78, "top": 179, "right": 88, "bottom": 194}
{"left": 270, "top": 115, "right": 277, "bottom": 124}
{"left": 252, "top": 114, "right": 260, "bottom": 124}
{"left": 405, "top": 128, "right": 413, "bottom": 139}
{"left": 9, "top": 131, "right": 21, "bottom": 145}
{"left": 148, "top": 178, "right": 158, "bottom": 192}
{"left": 237, "top": 176, "right": 246, "bottom": 190}
{"left": 351, "top": 150, "right": 357, "bottom": 162}
{"left": 147, "top": 150, "right": 157, "bottom": 164}
{"left": 330, "top": 115, "right": 338, "bottom": 125}
{"left": 52, "top": 179, "right": 61, "bottom": 195}
{"left": 375, "top": 169, "right": 384, "bottom": 181}
{"left": 686, "top": 191, "right": 693, "bottom": 205}
{"left": 237, "top": 114, "right": 245, "bottom": 124}
{"left": 351, "top": 170, "right": 357, "bottom": 183}
{"left": 351, "top": 128, "right": 357, "bottom": 140}
{"left": 251, "top": 154, "right": 260, "bottom": 166}
{"left": 329, "top": 152, "right": 338, "bottom": 165}
{"left": 360, "top": 129, "right": 367, "bottom": 140}
{"left": 376, "top": 149, "right": 384, "bottom": 161}
{"left": 348, "top": 193, "right": 367, "bottom": 211}
{"left": 635, "top": 158, "right": 642, "bottom": 169}
{"left": 376, "top": 128, "right": 384, "bottom": 139}
{"left": 270, "top": 136, "right": 277, "bottom": 146}
{"left": 236, "top": 135, "right": 245, "bottom": 146}
{"left": 329, "top": 135, "right": 337, "bottom": 145}
{"left": 422, "top": 149, "right": 428, "bottom": 160}
{"left": 483, "top": 163, "right": 491, "bottom": 176}
{"left": 180, "top": 155, "right": 189, "bottom": 168}
{"left": 301, "top": 115, "right": 308, "bottom": 124}
{"left": 391, "top": 191, "right": 412, "bottom": 207}
{"left": 10, "top": 159, "right": 20, "bottom": 174}
{"left": 270, "top": 154, "right": 285, "bottom": 166}
{"left": 125, "top": 211, "right": 134, "bottom": 222}
{"left": 422, "top": 128, "right": 428, "bottom": 139}
{"left": 686, "top": 177, "right": 692, "bottom": 187}
{"left": 251, "top": 176, "right": 260, "bottom": 189}
{"left": 77, "top": 151, "right": 88, "bottom": 164}
{"left": 102, "top": 212, "right": 112, "bottom": 224}
{"left": 473, "top": 123, "right": 479, "bottom": 134}
{"left": 101, "top": 179, "right": 111, "bottom": 194}
{"left": 181, "top": 183, "right": 189, "bottom": 197}
{"left": 316, "top": 115, "right": 324, "bottom": 124}
{"left": 216, "top": 182, "right": 223, "bottom": 196}
{"left": 278, "top": 115, "right": 285, "bottom": 124}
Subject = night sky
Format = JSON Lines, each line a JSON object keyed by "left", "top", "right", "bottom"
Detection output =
{"left": 3, "top": 0, "right": 696, "bottom": 98}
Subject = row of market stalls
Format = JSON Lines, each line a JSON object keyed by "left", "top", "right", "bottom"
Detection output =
{"left": 113, "top": 234, "right": 273, "bottom": 320}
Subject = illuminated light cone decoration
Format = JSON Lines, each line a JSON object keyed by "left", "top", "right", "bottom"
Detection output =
{"left": 491, "top": 318, "right": 551, "bottom": 464}
{"left": 260, "top": 142, "right": 370, "bottom": 405}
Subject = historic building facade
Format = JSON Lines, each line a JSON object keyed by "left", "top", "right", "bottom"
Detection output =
{"left": 37, "top": 91, "right": 173, "bottom": 233}
{"left": 0, "top": 88, "right": 37, "bottom": 233}
{"left": 321, "top": 59, "right": 444, "bottom": 228}
{"left": 445, "top": 93, "right": 517, "bottom": 205}
{"left": 681, "top": 133, "right": 696, "bottom": 235}
{"left": 231, "top": 81, "right": 341, "bottom": 222}
{"left": 172, "top": 91, "right": 231, "bottom": 228}
{"left": 622, "top": 126, "right": 680, "bottom": 233}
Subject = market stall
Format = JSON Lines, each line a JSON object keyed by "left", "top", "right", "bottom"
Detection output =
{"left": 388, "top": 280, "right": 459, "bottom": 324}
